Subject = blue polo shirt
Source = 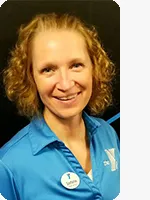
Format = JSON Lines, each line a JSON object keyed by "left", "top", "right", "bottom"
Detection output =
{"left": 0, "top": 112, "right": 120, "bottom": 200}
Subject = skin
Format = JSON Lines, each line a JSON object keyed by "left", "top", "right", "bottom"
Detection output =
{"left": 32, "top": 30, "right": 93, "bottom": 172}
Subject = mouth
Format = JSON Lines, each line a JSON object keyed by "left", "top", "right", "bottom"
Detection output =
{"left": 54, "top": 92, "right": 81, "bottom": 102}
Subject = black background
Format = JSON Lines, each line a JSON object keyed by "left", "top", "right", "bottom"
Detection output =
{"left": 0, "top": 0, "right": 120, "bottom": 147}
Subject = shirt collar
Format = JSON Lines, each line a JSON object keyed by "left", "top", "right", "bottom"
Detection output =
{"left": 82, "top": 111, "right": 101, "bottom": 136}
{"left": 29, "top": 112, "right": 101, "bottom": 156}
{"left": 29, "top": 117, "right": 60, "bottom": 155}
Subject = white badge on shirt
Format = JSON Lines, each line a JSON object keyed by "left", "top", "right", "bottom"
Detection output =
{"left": 61, "top": 172, "right": 80, "bottom": 189}
{"left": 0, "top": 193, "right": 7, "bottom": 200}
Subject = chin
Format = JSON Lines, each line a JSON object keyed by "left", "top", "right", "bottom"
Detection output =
{"left": 58, "top": 111, "right": 82, "bottom": 120}
{"left": 51, "top": 107, "right": 84, "bottom": 120}
{"left": 43, "top": 98, "right": 89, "bottom": 120}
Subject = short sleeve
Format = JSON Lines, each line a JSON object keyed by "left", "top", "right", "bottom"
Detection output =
{"left": 110, "top": 125, "right": 120, "bottom": 152}
{"left": 0, "top": 160, "right": 19, "bottom": 200}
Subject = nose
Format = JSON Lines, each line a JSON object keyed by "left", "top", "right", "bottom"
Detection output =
{"left": 56, "top": 69, "right": 75, "bottom": 91}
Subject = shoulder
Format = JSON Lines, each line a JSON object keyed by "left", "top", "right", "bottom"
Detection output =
{"left": 89, "top": 114, "right": 117, "bottom": 133}
{"left": 0, "top": 123, "right": 31, "bottom": 166}
{"left": 93, "top": 116, "right": 117, "bottom": 134}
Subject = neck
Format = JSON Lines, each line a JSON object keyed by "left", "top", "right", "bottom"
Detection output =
{"left": 43, "top": 109, "right": 86, "bottom": 143}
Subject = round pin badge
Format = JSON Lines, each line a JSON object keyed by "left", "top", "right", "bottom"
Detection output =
{"left": 61, "top": 172, "right": 80, "bottom": 189}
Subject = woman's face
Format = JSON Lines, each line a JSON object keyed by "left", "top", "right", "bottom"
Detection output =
{"left": 32, "top": 29, "right": 93, "bottom": 119}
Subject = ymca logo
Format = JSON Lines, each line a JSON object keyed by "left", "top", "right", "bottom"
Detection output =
{"left": 104, "top": 148, "right": 118, "bottom": 171}
{"left": 0, "top": 193, "right": 6, "bottom": 200}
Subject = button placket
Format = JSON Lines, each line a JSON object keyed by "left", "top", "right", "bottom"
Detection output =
{"left": 58, "top": 141, "right": 103, "bottom": 199}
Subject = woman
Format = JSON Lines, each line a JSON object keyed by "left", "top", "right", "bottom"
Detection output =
{"left": 0, "top": 13, "right": 120, "bottom": 200}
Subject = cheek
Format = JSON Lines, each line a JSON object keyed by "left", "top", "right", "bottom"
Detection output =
{"left": 79, "top": 71, "right": 92, "bottom": 88}
{"left": 34, "top": 77, "right": 54, "bottom": 96}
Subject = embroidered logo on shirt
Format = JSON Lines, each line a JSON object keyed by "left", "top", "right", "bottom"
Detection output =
{"left": 103, "top": 160, "right": 110, "bottom": 166}
{"left": 0, "top": 193, "right": 7, "bottom": 200}
{"left": 104, "top": 148, "right": 118, "bottom": 171}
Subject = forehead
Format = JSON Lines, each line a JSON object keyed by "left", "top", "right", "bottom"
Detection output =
{"left": 32, "top": 29, "right": 86, "bottom": 48}
{"left": 31, "top": 30, "right": 89, "bottom": 65}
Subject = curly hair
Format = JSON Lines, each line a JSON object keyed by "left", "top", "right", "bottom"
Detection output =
{"left": 3, "top": 12, "right": 115, "bottom": 118}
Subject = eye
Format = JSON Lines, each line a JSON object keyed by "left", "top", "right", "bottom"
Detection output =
{"left": 42, "top": 67, "right": 53, "bottom": 73}
{"left": 72, "top": 63, "right": 84, "bottom": 68}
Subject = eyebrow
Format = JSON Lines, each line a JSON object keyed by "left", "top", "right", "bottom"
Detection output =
{"left": 40, "top": 58, "right": 85, "bottom": 68}
{"left": 68, "top": 58, "right": 84, "bottom": 65}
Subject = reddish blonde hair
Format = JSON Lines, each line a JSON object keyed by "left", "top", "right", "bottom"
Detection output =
{"left": 3, "top": 13, "right": 115, "bottom": 118}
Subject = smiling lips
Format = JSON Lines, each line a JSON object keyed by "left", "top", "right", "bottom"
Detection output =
{"left": 54, "top": 92, "right": 80, "bottom": 101}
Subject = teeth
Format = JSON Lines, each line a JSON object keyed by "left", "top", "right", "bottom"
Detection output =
{"left": 58, "top": 94, "right": 77, "bottom": 101}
